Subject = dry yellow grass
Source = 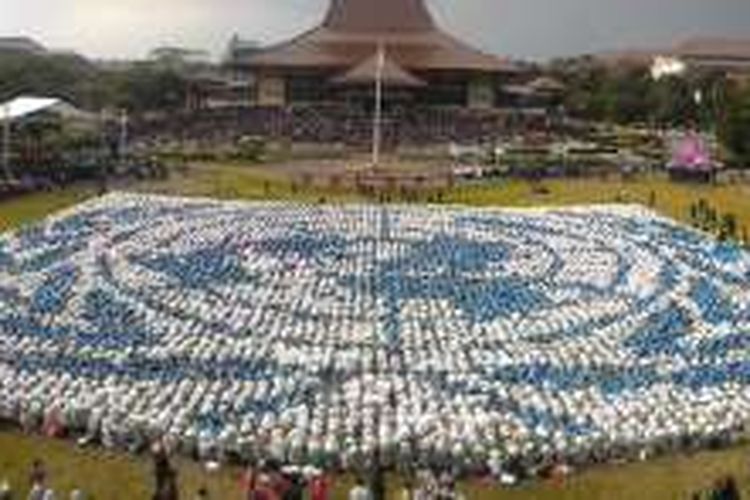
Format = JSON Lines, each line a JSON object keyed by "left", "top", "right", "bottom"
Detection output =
{"left": 2, "top": 429, "right": 750, "bottom": 500}
{"left": 447, "top": 176, "right": 750, "bottom": 231}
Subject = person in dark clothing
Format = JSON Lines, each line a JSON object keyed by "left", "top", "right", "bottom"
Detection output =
{"left": 158, "top": 467, "right": 179, "bottom": 500}
{"left": 723, "top": 477, "right": 741, "bottom": 500}
{"left": 152, "top": 442, "right": 179, "bottom": 500}
{"left": 29, "top": 459, "right": 46, "bottom": 488}
{"left": 710, "top": 477, "right": 742, "bottom": 500}
{"left": 283, "top": 474, "right": 305, "bottom": 500}
{"left": 370, "top": 463, "right": 385, "bottom": 500}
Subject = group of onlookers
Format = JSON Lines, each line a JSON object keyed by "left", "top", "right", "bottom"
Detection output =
{"left": 692, "top": 476, "right": 742, "bottom": 500}
{"left": 234, "top": 459, "right": 465, "bottom": 500}
{"left": 0, "top": 459, "right": 85, "bottom": 500}
{"left": 4, "top": 451, "right": 750, "bottom": 499}
{"left": 133, "top": 105, "right": 521, "bottom": 149}
{"left": 151, "top": 438, "right": 467, "bottom": 500}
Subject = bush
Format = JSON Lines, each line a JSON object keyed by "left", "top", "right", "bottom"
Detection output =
{"left": 720, "top": 85, "right": 750, "bottom": 168}
{"left": 236, "top": 136, "right": 267, "bottom": 162}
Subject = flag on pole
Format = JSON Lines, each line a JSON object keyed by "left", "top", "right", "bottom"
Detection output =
{"left": 371, "top": 41, "right": 386, "bottom": 167}
{"left": 1, "top": 103, "right": 11, "bottom": 180}
{"left": 119, "top": 109, "right": 129, "bottom": 159}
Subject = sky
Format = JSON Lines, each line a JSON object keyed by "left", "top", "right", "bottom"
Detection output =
{"left": 2, "top": 0, "right": 750, "bottom": 61}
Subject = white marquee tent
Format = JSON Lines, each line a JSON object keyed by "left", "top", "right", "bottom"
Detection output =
{"left": 0, "top": 96, "right": 98, "bottom": 178}
{"left": 0, "top": 96, "right": 94, "bottom": 123}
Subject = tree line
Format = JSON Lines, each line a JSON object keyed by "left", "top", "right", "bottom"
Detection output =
{"left": 0, "top": 50, "right": 190, "bottom": 113}
{"left": 550, "top": 57, "right": 750, "bottom": 167}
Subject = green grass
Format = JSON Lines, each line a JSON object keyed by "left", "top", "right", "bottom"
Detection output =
{"left": 0, "top": 429, "right": 359, "bottom": 500}
{"left": 3, "top": 429, "right": 750, "bottom": 500}
{"left": 4, "top": 166, "right": 748, "bottom": 234}
{"left": 463, "top": 444, "right": 750, "bottom": 500}
{"left": 138, "top": 163, "right": 368, "bottom": 205}
{"left": 447, "top": 176, "right": 750, "bottom": 232}
{"left": 0, "top": 188, "right": 95, "bottom": 232}
{"left": 2, "top": 164, "right": 750, "bottom": 499}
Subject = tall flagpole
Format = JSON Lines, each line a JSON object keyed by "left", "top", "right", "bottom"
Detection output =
{"left": 118, "top": 108, "right": 129, "bottom": 159}
{"left": 372, "top": 42, "right": 385, "bottom": 167}
{"left": 1, "top": 102, "right": 11, "bottom": 181}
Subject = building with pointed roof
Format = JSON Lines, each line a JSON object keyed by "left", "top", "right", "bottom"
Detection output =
{"left": 673, "top": 37, "right": 750, "bottom": 84}
{"left": 228, "top": 0, "right": 518, "bottom": 109}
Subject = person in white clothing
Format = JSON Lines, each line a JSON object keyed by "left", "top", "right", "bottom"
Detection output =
{"left": 27, "top": 483, "right": 44, "bottom": 500}
{"left": 0, "top": 479, "right": 11, "bottom": 500}
{"left": 348, "top": 477, "right": 373, "bottom": 500}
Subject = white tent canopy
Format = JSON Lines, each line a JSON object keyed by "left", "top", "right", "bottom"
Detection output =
{"left": 0, "top": 96, "right": 93, "bottom": 123}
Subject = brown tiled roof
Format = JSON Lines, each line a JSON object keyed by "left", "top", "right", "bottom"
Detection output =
{"left": 592, "top": 49, "right": 661, "bottom": 67}
{"left": 591, "top": 38, "right": 750, "bottom": 68}
{"left": 331, "top": 50, "right": 425, "bottom": 86}
{"left": 675, "top": 37, "right": 750, "bottom": 60}
{"left": 241, "top": 0, "right": 514, "bottom": 73}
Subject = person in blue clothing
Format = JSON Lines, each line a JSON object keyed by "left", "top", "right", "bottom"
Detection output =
{"left": 709, "top": 477, "right": 741, "bottom": 500}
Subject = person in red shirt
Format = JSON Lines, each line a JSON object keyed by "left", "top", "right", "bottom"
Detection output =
{"left": 240, "top": 465, "right": 258, "bottom": 500}
{"left": 309, "top": 472, "right": 331, "bottom": 500}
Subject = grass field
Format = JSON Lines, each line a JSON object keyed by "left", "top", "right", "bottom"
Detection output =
{"left": 0, "top": 188, "right": 95, "bottom": 232}
{"left": 5, "top": 165, "right": 750, "bottom": 234}
{"left": 1, "top": 162, "right": 750, "bottom": 499}
{"left": 448, "top": 176, "right": 750, "bottom": 232}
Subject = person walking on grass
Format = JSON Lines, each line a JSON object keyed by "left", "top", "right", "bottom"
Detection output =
{"left": 27, "top": 483, "right": 44, "bottom": 500}
{"left": 722, "top": 477, "right": 741, "bottom": 500}
{"left": 28, "top": 460, "right": 45, "bottom": 490}
{"left": 348, "top": 477, "right": 372, "bottom": 500}
{"left": 309, "top": 472, "right": 331, "bottom": 500}
{"left": 0, "top": 479, "right": 11, "bottom": 500}
{"left": 710, "top": 477, "right": 741, "bottom": 500}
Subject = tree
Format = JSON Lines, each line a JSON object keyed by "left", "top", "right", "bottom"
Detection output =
{"left": 0, "top": 50, "right": 193, "bottom": 113}
{"left": 149, "top": 47, "right": 209, "bottom": 70}
{"left": 115, "top": 64, "right": 188, "bottom": 112}
{"left": 0, "top": 51, "right": 95, "bottom": 103}
{"left": 550, "top": 56, "right": 720, "bottom": 129}
{"left": 720, "top": 84, "right": 750, "bottom": 168}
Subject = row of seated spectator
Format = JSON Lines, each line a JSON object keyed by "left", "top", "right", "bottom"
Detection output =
{"left": 131, "top": 105, "right": 552, "bottom": 147}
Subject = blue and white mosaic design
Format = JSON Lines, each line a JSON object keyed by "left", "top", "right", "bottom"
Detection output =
{"left": 1, "top": 193, "right": 750, "bottom": 466}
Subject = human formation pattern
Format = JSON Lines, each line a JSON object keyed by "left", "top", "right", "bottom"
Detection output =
{"left": 1, "top": 193, "right": 750, "bottom": 468}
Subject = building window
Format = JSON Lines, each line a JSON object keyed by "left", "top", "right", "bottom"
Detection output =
{"left": 286, "top": 75, "right": 331, "bottom": 104}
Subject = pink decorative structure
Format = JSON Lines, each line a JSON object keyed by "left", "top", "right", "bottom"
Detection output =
{"left": 667, "top": 131, "right": 721, "bottom": 182}
{"left": 668, "top": 131, "right": 715, "bottom": 173}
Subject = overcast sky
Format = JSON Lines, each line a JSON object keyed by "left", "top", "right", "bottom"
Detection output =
{"left": 3, "top": 0, "right": 750, "bottom": 60}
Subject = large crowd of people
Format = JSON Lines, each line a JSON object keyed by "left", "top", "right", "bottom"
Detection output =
{"left": 132, "top": 105, "right": 534, "bottom": 148}
{"left": 0, "top": 194, "right": 749, "bottom": 488}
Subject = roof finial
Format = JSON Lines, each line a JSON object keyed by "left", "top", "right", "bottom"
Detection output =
{"left": 323, "top": 0, "right": 435, "bottom": 32}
